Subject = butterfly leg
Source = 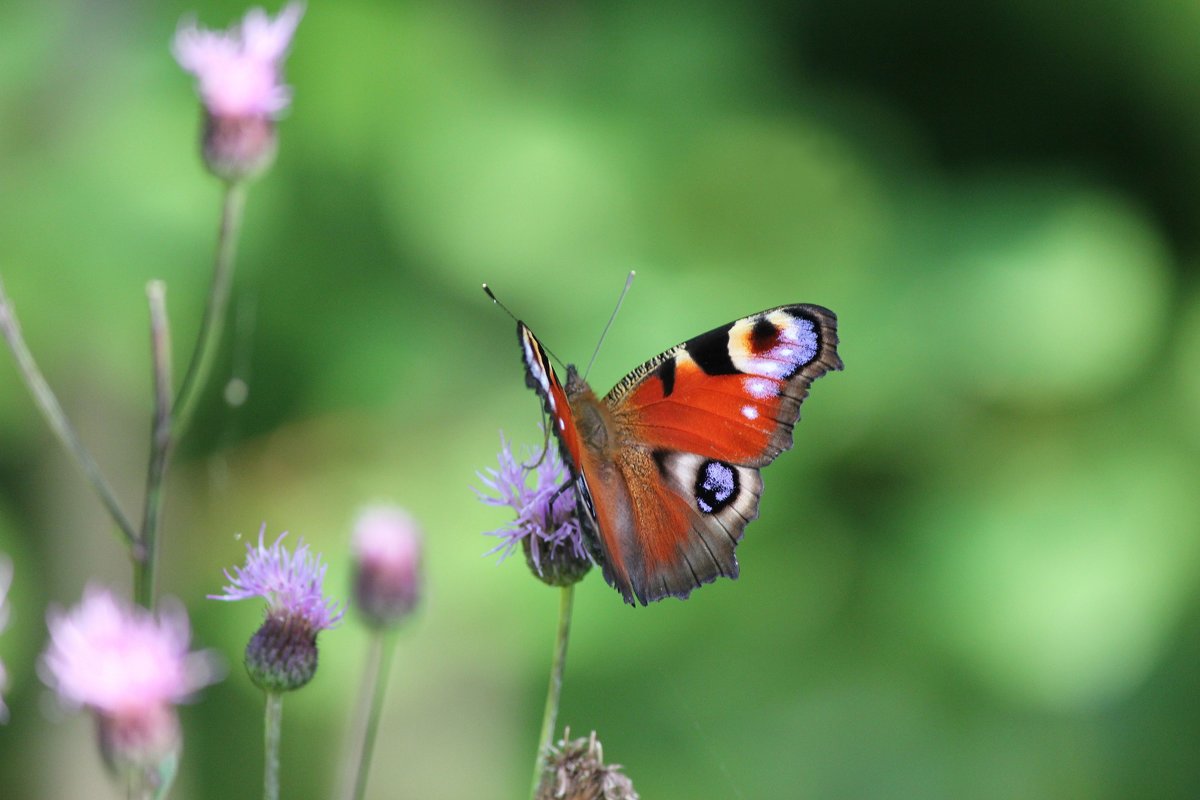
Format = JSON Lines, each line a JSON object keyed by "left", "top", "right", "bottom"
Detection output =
{"left": 543, "top": 479, "right": 575, "bottom": 527}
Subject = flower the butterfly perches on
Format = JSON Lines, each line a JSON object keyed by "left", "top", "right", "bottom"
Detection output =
{"left": 476, "top": 434, "right": 593, "bottom": 587}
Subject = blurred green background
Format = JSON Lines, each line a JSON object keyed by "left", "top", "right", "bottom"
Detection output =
{"left": 2, "top": 0, "right": 1199, "bottom": 797}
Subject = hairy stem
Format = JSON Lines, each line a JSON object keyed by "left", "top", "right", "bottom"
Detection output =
{"left": 264, "top": 691, "right": 284, "bottom": 800}
{"left": 530, "top": 584, "right": 575, "bottom": 799}
{"left": 172, "top": 181, "right": 246, "bottom": 438}
{"left": 345, "top": 631, "right": 397, "bottom": 800}
{"left": 0, "top": 274, "right": 138, "bottom": 544}
{"left": 134, "top": 282, "right": 174, "bottom": 609}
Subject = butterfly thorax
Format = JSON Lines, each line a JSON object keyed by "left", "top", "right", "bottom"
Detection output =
{"left": 564, "top": 365, "right": 612, "bottom": 454}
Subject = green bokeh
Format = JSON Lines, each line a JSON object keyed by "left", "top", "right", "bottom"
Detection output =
{"left": 1, "top": 1, "right": 1199, "bottom": 798}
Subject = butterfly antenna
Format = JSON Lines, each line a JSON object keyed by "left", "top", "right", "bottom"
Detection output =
{"left": 482, "top": 283, "right": 567, "bottom": 371}
{"left": 583, "top": 270, "right": 636, "bottom": 380}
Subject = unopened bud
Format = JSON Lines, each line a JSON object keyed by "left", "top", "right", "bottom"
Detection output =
{"left": 352, "top": 506, "right": 423, "bottom": 629}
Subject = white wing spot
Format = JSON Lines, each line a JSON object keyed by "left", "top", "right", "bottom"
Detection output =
{"left": 558, "top": 418, "right": 566, "bottom": 430}
{"left": 742, "top": 405, "right": 758, "bottom": 420}
{"left": 745, "top": 377, "right": 777, "bottom": 399}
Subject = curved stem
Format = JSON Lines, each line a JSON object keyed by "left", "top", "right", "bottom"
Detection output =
{"left": 529, "top": 584, "right": 575, "bottom": 800}
{"left": 0, "top": 274, "right": 138, "bottom": 544}
{"left": 264, "top": 691, "right": 284, "bottom": 800}
{"left": 134, "top": 282, "right": 173, "bottom": 609}
{"left": 345, "top": 631, "right": 397, "bottom": 800}
{"left": 172, "top": 182, "right": 246, "bottom": 439}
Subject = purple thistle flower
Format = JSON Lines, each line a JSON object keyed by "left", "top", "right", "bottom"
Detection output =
{"left": 475, "top": 434, "right": 592, "bottom": 587}
{"left": 211, "top": 524, "right": 343, "bottom": 631}
{"left": 40, "top": 587, "right": 220, "bottom": 770}
{"left": 0, "top": 556, "right": 11, "bottom": 723}
{"left": 211, "top": 525, "right": 341, "bottom": 692}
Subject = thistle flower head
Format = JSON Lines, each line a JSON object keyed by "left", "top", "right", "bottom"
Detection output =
{"left": 172, "top": 3, "right": 304, "bottom": 181}
{"left": 537, "top": 729, "right": 640, "bottom": 800}
{"left": 351, "top": 505, "right": 423, "bottom": 629}
{"left": 211, "top": 524, "right": 342, "bottom": 630}
{"left": 211, "top": 525, "right": 341, "bottom": 692}
{"left": 39, "top": 587, "right": 219, "bottom": 770}
{"left": 476, "top": 434, "right": 592, "bottom": 587}
{"left": 172, "top": 3, "right": 303, "bottom": 118}
{"left": 0, "top": 556, "right": 11, "bottom": 723}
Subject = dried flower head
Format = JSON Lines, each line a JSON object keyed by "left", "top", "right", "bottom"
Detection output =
{"left": 172, "top": 3, "right": 304, "bottom": 181}
{"left": 40, "top": 587, "right": 219, "bottom": 772}
{"left": 476, "top": 434, "right": 592, "bottom": 587}
{"left": 351, "top": 505, "right": 423, "bottom": 628}
{"left": 211, "top": 525, "right": 342, "bottom": 692}
{"left": 537, "top": 729, "right": 640, "bottom": 800}
{"left": 0, "top": 556, "right": 11, "bottom": 723}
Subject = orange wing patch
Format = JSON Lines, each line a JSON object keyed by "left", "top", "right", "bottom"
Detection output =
{"left": 612, "top": 305, "right": 841, "bottom": 468}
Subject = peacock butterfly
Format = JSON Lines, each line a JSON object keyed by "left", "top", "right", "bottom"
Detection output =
{"left": 511, "top": 300, "right": 842, "bottom": 605}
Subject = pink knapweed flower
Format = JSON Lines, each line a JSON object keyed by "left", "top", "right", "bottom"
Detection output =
{"left": 476, "top": 434, "right": 592, "bottom": 587}
{"left": 351, "top": 506, "right": 423, "bottom": 628}
{"left": 173, "top": 3, "right": 303, "bottom": 118}
{"left": 40, "top": 587, "right": 219, "bottom": 767}
{"left": 211, "top": 525, "right": 341, "bottom": 692}
{"left": 172, "top": 3, "right": 304, "bottom": 180}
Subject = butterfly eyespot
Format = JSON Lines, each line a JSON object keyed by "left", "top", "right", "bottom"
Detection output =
{"left": 695, "top": 459, "right": 739, "bottom": 514}
{"left": 729, "top": 313, "right": 820, "bottom": 380}
{"left": 750, "top": 317, "right": 779, "bottom": 351}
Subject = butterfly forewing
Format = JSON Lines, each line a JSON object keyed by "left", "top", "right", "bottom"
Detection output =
{"left": 608, "top": 304, "right": 841, "bottom": 467}
{"left": 517, "top": 322, "right": 584, "bottom": 469}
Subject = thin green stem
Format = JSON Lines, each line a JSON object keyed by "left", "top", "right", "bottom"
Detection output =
{"left": 529, "top": 584, "right": 575, "bottom": 800}
{"left": 0, "top": 274, "right": 138, "bottom": 544}
{"left": 344, "top": 631, "right": 398, "bottom": 800}
{"left": 172, "top": 181, "right": 246, "bottom": 439}
{"left": 134, "top": 282, "right": 174, "bottom": 609}
{"left": 264, "top": 691, "right": 284, "bottom": 800}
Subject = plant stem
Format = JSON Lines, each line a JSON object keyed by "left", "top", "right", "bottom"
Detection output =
{"left": 172, "top": 181, "right": 246, "bottom": 439}
{"left": 134, "top": 282, "right": 173, "bottom": 609}
{"left": 264, "top": 691, "right": 284, "bottom": 800}
{"left": 529, "top": 584, "right": 575, "bottom": 800}
{"left": 344, "top": 631, "right": 397, "bottom": 800}
{"left": 0, "top": 274, "right": 138, "bottom": 544}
